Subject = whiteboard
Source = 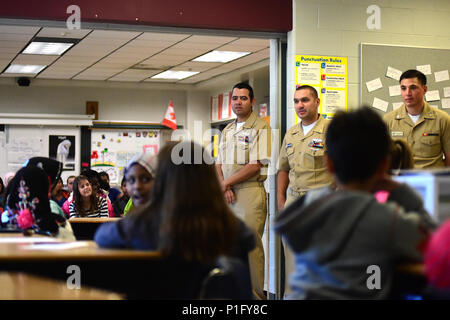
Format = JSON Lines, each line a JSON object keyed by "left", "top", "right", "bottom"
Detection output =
{"left": 0, "top": 125, "right": 81, "bottom": 183}
{"left": 90, "top": 129, "right": 160, "bottom": 184}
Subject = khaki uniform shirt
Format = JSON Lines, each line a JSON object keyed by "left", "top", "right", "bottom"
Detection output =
{"left": 278, "top": 115, "right": 332, "bottom": 194}
{"left": 384, "top": 102, "right": 450, "bottom": 168}
{"left": 217, "top": 112, "right": 272, "bottom": 184}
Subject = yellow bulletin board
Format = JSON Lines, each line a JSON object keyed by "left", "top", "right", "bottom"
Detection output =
{"left": 295, "top": 55, "right": 348, "bottom": 122}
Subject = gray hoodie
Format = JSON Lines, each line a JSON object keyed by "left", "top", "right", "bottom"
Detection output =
{"left": 274, "top": 184, "right": 432, "bottom": 299}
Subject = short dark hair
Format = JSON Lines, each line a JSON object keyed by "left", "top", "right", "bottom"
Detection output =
{"left": 326, "top": 107, "right": 390, "bottom": 184}
{"left": 232, "top": 82, "right": 254, "bottom": 101}
{"left": 296, "top": 85, "right": 318, "bottom": 99}
{"left": 400, "top": 69, "right": 427, "bottom": 86}
{"left": 99, "top": 171, "right": 109, "bottom": 179}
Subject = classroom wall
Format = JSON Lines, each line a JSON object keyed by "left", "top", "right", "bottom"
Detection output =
{"left": 287, "top": 0, "right": 450, "bottom": 128}
{"left": 0, "top": 78, "right": 189, "bottom": 125}
{"left": 197, "top": 61, "right": 270, "bottom": 119}
{"left": 0, "top": 60, "right": 270, "bottom": 174}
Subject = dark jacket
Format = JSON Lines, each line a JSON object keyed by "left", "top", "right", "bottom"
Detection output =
{"left": 274, "top": 184, "right": 432, "bottom": 299}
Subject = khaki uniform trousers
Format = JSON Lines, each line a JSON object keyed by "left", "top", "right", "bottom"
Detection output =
{"left": 282, "top": 190, "right": 303, "bottom": 298}
{"left": 231, "top": 183, "right": 267, "bottom": 300}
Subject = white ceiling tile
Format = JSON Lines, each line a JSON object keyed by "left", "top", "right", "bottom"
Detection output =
{"left": 0, "top": 53, "right": 17, "bottom": 59}
{"left": 0, "top": 26, "right": 39, "bottom": 34}
{"left": 0, "top": 40, "right": 29, "bottom": 49}
{"left": 172, "top": 61, "right": 222, "bottom": 72}
{"left": 36, "top": 27, "right": 92, "bottom": 39}
{"left": 12, "top": 54, "right": 59, "bottom": 65}
{"left": 0, "top": 33, "right": 35, "bottom": 41}
{"left": 109, "top": 69, "right": 162, "bottom": 81}
{"left": 183, "top": 35, "right": 237, "bottom": 44}
{"left": 0, "top": 72, "right": 38, "bottom": 78}
{"left": 72, "top": 75, "right": 109, "bottom": 80}
{"left": 129, "top": 39, "right": 178, "bottom": 48}
{"left": 37, "top": 74, "right": 73, "bottom": 79}
{"left": 0, "top": 25, "right": 270, "bottom": 83}
{"left": 143, "top": 78, "right": 178, "bottom": 83}
{"left": 137, "top": 33, "right": 190, "bottom": 42}
{"left": 229, "top": 38, "right": 270, "bottom": 46}
{"left": 88, "top": 30, "right": 141, "bottom": 39}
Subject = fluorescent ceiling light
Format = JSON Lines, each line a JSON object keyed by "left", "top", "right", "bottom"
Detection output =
{"left": 23, "top": 42, "right": 74, "bottom": 55}
{"left": 151, "top": 70, "right": 199, "bottom": 80}
{"left": 192, "top": 51, "right": 250, "bottom": 63}
{"left": 4, "top": 64, "right": 46, "bottom": 74}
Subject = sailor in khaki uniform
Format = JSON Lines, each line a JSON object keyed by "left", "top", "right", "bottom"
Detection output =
{"left": 383, "top": 69, "right": 450, "bottom": 168}
{"left": 277, "top": 85, "right": 333, "bottom": 297}
{"left": 216, "top": 83, "right": 271, "bottom": 300}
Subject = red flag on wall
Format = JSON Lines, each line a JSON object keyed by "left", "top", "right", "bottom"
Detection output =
{"left": 162, "top": 100, "right": 177, "bottom": 130}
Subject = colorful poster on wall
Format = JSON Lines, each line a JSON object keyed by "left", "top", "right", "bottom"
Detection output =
{"left": 49, "top": 135, "right": 76, "bottom": 170}
{"left": 90, "top": 129, "right": 160, "bottom": 184}
{"left": 295, "top": 55, "right": 348, "bottom": 121}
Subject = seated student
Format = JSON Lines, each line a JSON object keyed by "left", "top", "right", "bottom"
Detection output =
{"left": 69, "top": 175, "right": 109, "bottom": 218}
{"left": 25, "top": 156, "right": 66, "bottom": 219}
{"left": 112, "top": 177, "right": 130, "bottom": 217}
{"left": 274, "top": 107, "right": 434, "bottom": 300}
{"left": 374, "top": 138, "right": 415, "bottom": 204}
{"left": 424, "top": 219, "right": 450, "bottom": 298}
{"left": 389, "top": 138, "right": 415, "bottom": 173}
{"left": 51, "top": 177, "right": 67, "bottom": 207}
{"left": 0, "top": 178, "right": 5, "bottom": 213}
{"left": 63, "top": 169, "right": 114, "bottom": 217}
{"left": 94, "top": 141, "right": 255, "bottom": 266}
{"left": 122, "top": 152, "right": 157, "bottom": 216}
{"left": 66, "top": 175, "right": 75, "bottom": 194}
{"left": 99, "top": 171, "right": 122, "bottom": 204}
{"left": 3, "top": 172, "right": 15, "bottom": 188}
{"left": 2, "top": 166, "right": 75, "bottom": 240}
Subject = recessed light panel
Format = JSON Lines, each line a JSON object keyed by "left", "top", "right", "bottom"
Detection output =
{"left": 4, "top": 64, "right": 46, "bottom": 74}
{"left": 192, "top": 51, "right": 250, "bottom": 63}
{"left": 151, "top": 70, "right": 199, "bottom": 80}
{"left": 23, "top": 42, "right": 74, "bottom": 55}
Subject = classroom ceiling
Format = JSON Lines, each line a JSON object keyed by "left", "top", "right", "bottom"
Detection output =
{"left": 0, "top": 25, "right": 270, "bottom": 84}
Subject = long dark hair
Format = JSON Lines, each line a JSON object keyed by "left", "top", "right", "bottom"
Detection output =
{"left": 72, "top": 175, "right": 99, "bottom": 217}
{"left": 131, "top": 141, "right": 238, "bottom": 264}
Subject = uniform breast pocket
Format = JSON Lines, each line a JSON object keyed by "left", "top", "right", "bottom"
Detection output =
{"left": 419, "top": 135, "right": 441, "bottom": 157}
{"left": 236, "top": 142, "right": 249, "bottom": 164}
{"left": 304, "top": 148, "right": 326, "bottom": 169}
{"left": 286, "top": 146, "right": 295, "bottom": 168}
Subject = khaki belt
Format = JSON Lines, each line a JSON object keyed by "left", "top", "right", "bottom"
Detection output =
{"left": 233, "top": 181, "right": 264, "bottom": 190}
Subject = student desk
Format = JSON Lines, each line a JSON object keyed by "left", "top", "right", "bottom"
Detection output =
{"left": 0, "top": 234, "right": 164, "bottom": 299}
{"left": 0, "top": 234, "right": 213, "bottom": 299}
{"left": 69, "top": 217, "right": 121, "bottom": 240}
{"left": 0, "top": 272, "right": 123, "bottom": 300}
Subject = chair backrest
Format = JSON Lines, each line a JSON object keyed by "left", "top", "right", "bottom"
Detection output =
{"left": 198, "top": 255, "right": 253, "bottom": 300}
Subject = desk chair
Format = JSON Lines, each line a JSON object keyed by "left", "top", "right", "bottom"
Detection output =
{"left": 198, "top": 256, "right": 253, "bottom": 300}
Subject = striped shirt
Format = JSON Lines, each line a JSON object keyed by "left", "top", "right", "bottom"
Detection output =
{"left": 69, "top": 196, "right": 109, "bottom": 219}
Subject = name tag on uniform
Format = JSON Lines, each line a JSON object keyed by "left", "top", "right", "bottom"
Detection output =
{"left": 392, "top": 131, "right": 404, "bottom": 137}
{"left": 423, "top": 133, "right": 439, "bottom": 136}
